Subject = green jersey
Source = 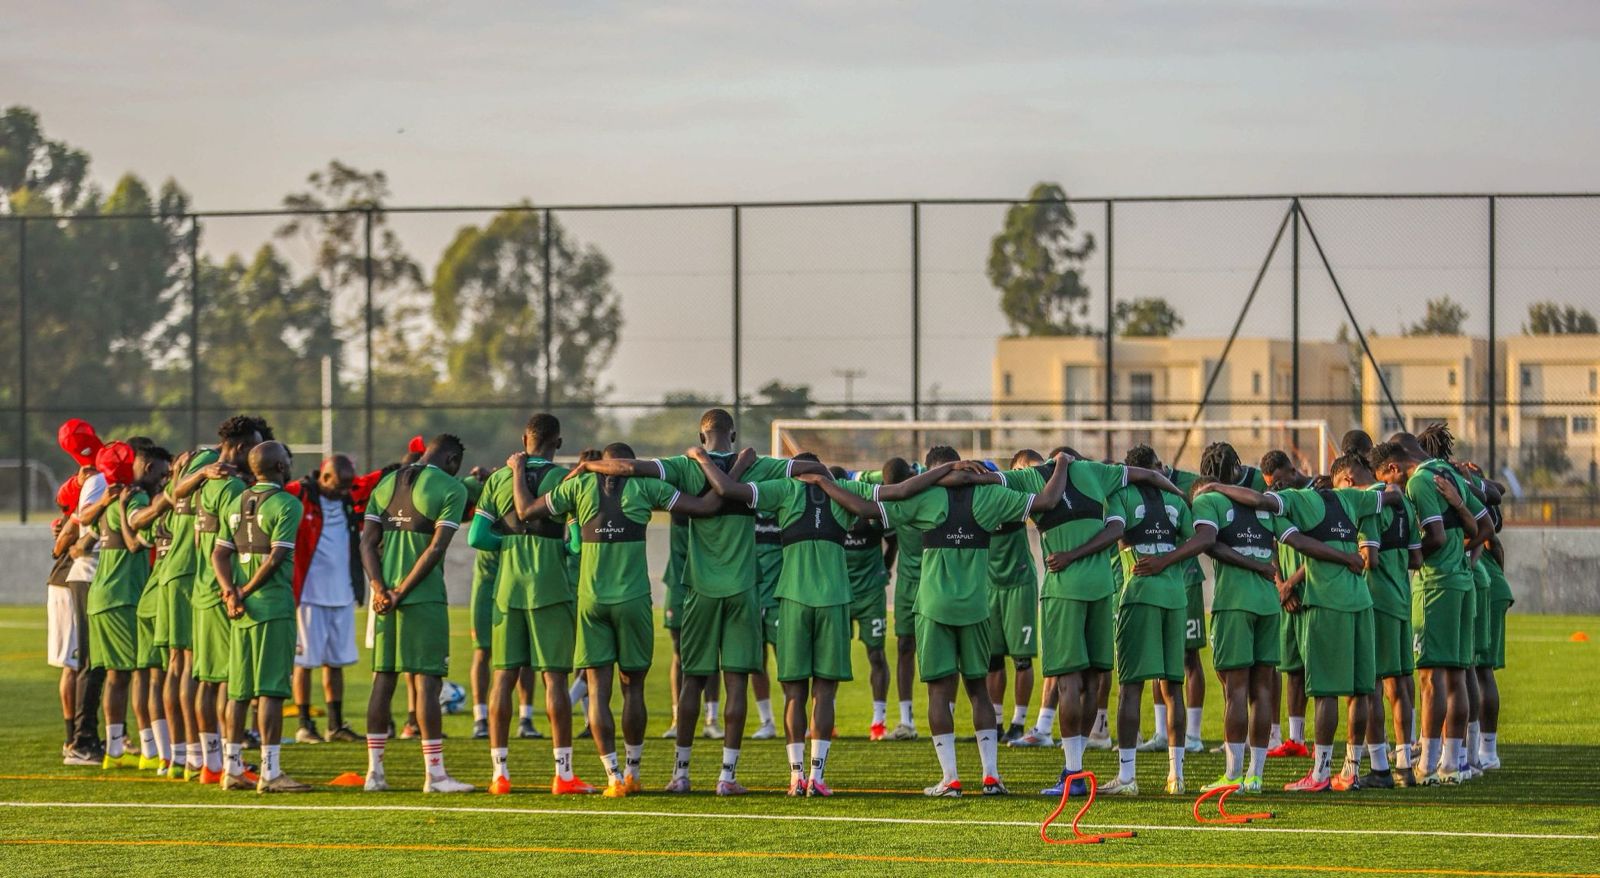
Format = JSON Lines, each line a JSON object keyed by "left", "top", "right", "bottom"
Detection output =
{"left": 1005, "top": 460, "right": 1127, "bottom": 601}
{"left": 216, "top": 484, "right": 302, "bottom": 626}
{"left": 1358, "top": 482, "right": 1420, "bottom": 620}
{"left": 475, "top": 461, "right": 574, "bottom": 610}
{"left": 365, "top": 464, "right": 469, "bottom": 605}
{"left": 1269, "top": 486, "right": 1381, "bottom": 612}
{"left": 664, "top": 517, "right": 689, "bottom": 588}
{"left": 842, "top": 518, "right": 890, "bottom": 600}
{"left": 1406, "top": 459, "right": 1483, "bottom": 591}
{"left": 1109, "top": 485, "right": 1195, "bottom": 609}
{"left": 161, "top": 448, "right": 217, "bottom": 586}
{"left": 1483, "top": 554, "right": 1513, "bottom": 604}
{"left": 1192, "top": 491, "right": 1288, "bottom": 615}
{"left": 880, "top": 484, "right": 1033, "bottom": 626}
{"left": 750, "top": 478, "right": 875, "bottom": 608}
{"left": 193, "top": 475, "right": 247, "bottom": 609}
{"left": 652, "top": 453, "right": 794, "bottom": 597}
{"left": 87, "top": 492, "right": 151, "bottom": 614}
{"left": 545, "top": 472, "right": 681, "bottom": 604}
{"left": 856, "top": 470, "right": 924, "bottom": 594}
{"left": 1167, "top": 468, "right": 1206, "bottom": 586}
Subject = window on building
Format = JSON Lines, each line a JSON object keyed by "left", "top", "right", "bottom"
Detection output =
{"left": 1448, "top": 369, "right": 1457, "bottom": 388}
{"left": 1003, "top": 372, "right": 1013, "bottom": 396}
{"left": 1130, "top": 372, "right": 1154, "bottom": 421}
{"left": 1381, "top": 414, "right": 1404, "bottom": 435}
{"left": 1252, "top": 372, "right": 1261, "bottom": 395}
{"left": 1522, "top": 367, "right": 1533, "bottom": 388}
{"left": 1575, "top": 416, "right": 1596, "bottom": 435}
{"left": 1591, "top": 369, "right": 1597, "bottom": 396}
{"left": 1500, "top": 415, "right": 1509, "bottom": 433}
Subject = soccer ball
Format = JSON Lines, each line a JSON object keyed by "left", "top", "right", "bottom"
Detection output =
{"left": 438, "top": 680, "right": 468, "bottom": 715}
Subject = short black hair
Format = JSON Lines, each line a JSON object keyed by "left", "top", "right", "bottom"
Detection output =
{"left": 1418, "top": 422, "right": 1455, "bottom": 461}
{"left": 1199, "top": 442, "right": 1241, "bottom": 485}
{"left": 925, "top": 445, "right": 959, "bottom": 467}
{"left": 429, "top": 433, "right": 465, "bottom": 460}
{"left": 1048, "top": 445, "right": 1082, "bottom": 460}
{"left": 525, "top": 413, "right": 561, "bottom": 447}
{"left": 1330, "top": 452, "right": 1371, "bottom": 483}
{"left": 217, "top": 415, "right": 261, "bottom": 447}
{"left": 882, "top": 457, "right": 914, "bottom": 485}
{"left": 1367, "top": 441, "right": 1410, "bottom": 475}
{"left": 1009, "top": 448, "right": 1043, "bottom": 468}
{"left": 794, "top": 451, "right": 821, "bottom": 463}
{"left": 576, "top": 447, "right": 603, "bottom": 463}
{"left": 249, "top": 416, "right": 275, "bottom": 442}
{"left": 828, "top": 465, "right": 848, "bottom": 480}
{"left": 1124, "top": 444, "right": 1158, "bottom": 470}
{"left": 1260, "top": 449, "right": 1292, "bottom": 474}
{"left": 1340, "top": 429, "right": 1374, "bottom": 458}
{"left": 135, "top": 444, "right": 172, "bottom": 466}
{"left": 603, "top": 442, "right": 636, "bottom": 459}
{"left": 124, "top": 436, "right": 155, "bottom": 450}
{"left": 700, "top": 408, "right": 735, "bottom": 435}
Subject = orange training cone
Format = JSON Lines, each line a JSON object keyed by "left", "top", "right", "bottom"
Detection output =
{"left": 328, "top": 772, "right": 366, "bottom": 787}
{"left": 1572, "top": 632, "right": 1590, "bottom": 643}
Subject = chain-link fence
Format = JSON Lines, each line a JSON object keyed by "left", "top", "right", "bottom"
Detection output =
{"left": 3, "top": 195, "right": 1597, "bottom": 523}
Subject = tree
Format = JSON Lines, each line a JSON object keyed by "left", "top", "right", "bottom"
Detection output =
{"left": 1113, "top": 297, "right": 1184, "bottom": 337}
{"left": 1525, "top": 301, "right": 1599, "bottom": 334}
{"left": 1403, "top": 297, "right": 1468, "bottom": 336}
{"left": 627, "top": 391, "right": 721, "bottom": 457}
{"left": 0, "top": 105, "right": 90, "bottom": 211}
{"left": 987, "top": 183, "right": 1096, "bottom": 336}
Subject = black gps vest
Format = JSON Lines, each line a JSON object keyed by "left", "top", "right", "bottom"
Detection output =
{"left": 1300, "top": 489, "right": 1359, "bottom": 546}
{"left": 922, "top": 486, "right": 991, "bottom": 551}
{"left": 1122, "top": 484, "right": 1179, "bottom": 549}
{"left": 581, "top": 476, "right": 649, "bottom": 543}
{"left": 779, "top": 483, "right": 848, "bottom": 548}
{"left": 382, "top": 465, "right": 439, "bottom": 534}
{"left": 843, "top": 518, "right": 882, "bottom": 553}
{"left": 234, "top": 486, "right": 284, "bottom": 556}
{"left": 152, "top": 518, "right": 174, "bottom": 561}
{"left": 498, "top": 462, "right": 566, "bottom": 539}
{"left": 1420, "top": 462, "right": 1466, "bottom": 531}
{"left": 99, "top": 508, "right": 128, "bottom": 552}
{"left": 755, "top": 514, "right": 782, "bottom": 546}
{"left": 697, "top": 453, "right": 755, "bottom": 517}
{"left": 1029, "top": 461, "right": 1105, "bottom": 534}
{"left": 1376, "top": 490, "right": 1412, "bottom": 553}
{"left": 1215, "top": 498, "right": 1275, "bottom": 556}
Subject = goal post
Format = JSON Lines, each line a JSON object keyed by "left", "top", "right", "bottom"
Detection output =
{"left": 771, "top": 418, "right": 1333, "bottom": 475}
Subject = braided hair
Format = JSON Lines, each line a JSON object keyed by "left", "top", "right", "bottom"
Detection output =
{"left": 1198, "top": 441, "right": 1241, "bottom": 487}
{"left": 1418, "top": 422, "right": 1455, "bottom": 461}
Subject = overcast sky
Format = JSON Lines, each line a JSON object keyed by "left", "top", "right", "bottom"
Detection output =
{"left": 9, "top": 1, "right": 1600, "bottom": 406}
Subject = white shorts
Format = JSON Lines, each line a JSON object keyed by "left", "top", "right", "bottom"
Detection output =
{"left": 47, "top": 585, "right": 83, "bottom": 670}
{"left": 296, "top": 603, "right": 359, "bottom": 668}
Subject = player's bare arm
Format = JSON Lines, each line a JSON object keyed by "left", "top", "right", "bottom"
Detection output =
{"left": 1025, "top": 452, "right": 1074, "bottom": 513}
{"left": 1045, "top": 518, "right": 1125, "bottom": 572}
{"left": 1132, "top": 520, "right": 1215, "bottom": 577}
{"left": 1282, "top": 532, "right": 1364, "bottom": 575}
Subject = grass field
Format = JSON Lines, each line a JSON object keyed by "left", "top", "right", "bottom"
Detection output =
{"left": 1, "top": 605, "right": 1596, "bottom": 877}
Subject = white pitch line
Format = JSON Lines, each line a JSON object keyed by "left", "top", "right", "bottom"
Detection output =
{"left": 3, "top": 801, "right": 1595, "bottom": 843}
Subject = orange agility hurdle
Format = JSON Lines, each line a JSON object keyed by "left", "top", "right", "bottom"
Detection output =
{"left": 1040, "top": 771, "right": 1137, "bottom": 845}
{"left": 1192, "top": 783, "right": 1275, "bottom": 825}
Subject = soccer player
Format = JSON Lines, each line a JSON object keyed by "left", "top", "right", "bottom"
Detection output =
{"left": 361, "top": 434, "right": 472, "bottom": 793}
{"left": 122, "top": 445, "right": 176, "bottom": 773}
{"left": 1478, "top": 526, "right": 1512, "bottom": 770}
{"left": 47, "top": 477, "right": 89, "bottom": 763}
{"left": 1002, "top": 447, "right": 1179, "bottom": 794}
{"left": 467, "top": 414, "right": 589, "bottom": 795}
{"left": 830, "top": 465, "right": 892, "bottom": 740}
{"left": 869, "top": 456, "right": 932, "bottom": 741}
{"left": 566, "top": 409, "right": 824, "bottom": 792}
{"left": 519, "top": 441, "right": 722, "bottom": 796}
{"left": 985, "top": 450, "right": 1041, "bottom": 743}
{"left": 1332, "top": 451, "right": 1420, "bottom": 790}
{"left": 1200, "top": 469, "right": 1401, "bottom": 792}
{"left": 56, "top": 419, "right": 109, "bottom": 764}
{"left": 285, "top": 455, "right": 364, "bottom": 744}
{"left": 1260, "top": 449, "right": 1312, "bottom": 758}
{"left": 1191, "top": 443, "right": 1287, "bottom": 795}
{"left": 211, "top": 441, "right": 311, "bottom": 793}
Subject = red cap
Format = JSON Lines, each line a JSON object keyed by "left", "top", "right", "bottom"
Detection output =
{"left": 55, "top": 476, "right": 82, "bottom": 513}
{"left": 408, "top": 435, "right": 426, "bottom": 454}
{"left": 94, "top": 441, "right": 136, "bottom": 486}
{"left": 57, "top": 419, "right": 103, "bottom": 466}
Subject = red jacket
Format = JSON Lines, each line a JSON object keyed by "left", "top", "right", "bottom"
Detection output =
{"left": 285, "top": 471, "right": 379, "bottom": 605}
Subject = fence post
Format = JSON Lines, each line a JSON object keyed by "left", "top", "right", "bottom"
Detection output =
{"left": 732, "top": 206, "right": 742, "bottom": 423}
{"left": 17, "top": 217, "right": 27, "bottom": 524}
{"left": 189, "top": 218, "right": 201, "bottom": 448}
{"left": 911, "top": 201, "right": 921, "bottom": 420}
{"left": 1104, "top": 200, "right": 1115, "bottom": 461}
{"left": 1291, "top": 198, "right": 1301, "bottom": 422}
{"left": 542, "top": 208, "right": 554, "bottom": 410}
{"left": 1487, "top": 196, "right": 1497, "bottom": 476}
{"left": 363, "top": 209, "right": 375, "bottom": 469}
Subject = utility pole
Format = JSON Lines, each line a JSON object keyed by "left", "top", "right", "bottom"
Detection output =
{"left": 834, "top": 369, "right": 866, "bottom": 409}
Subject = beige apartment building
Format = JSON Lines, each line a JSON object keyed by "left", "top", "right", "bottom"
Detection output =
{"left": 1359, "top": 335, "right": 1493, "bottom": 451}
{"left": 1505, "top": 334, "right": 1600, "bottom": 483}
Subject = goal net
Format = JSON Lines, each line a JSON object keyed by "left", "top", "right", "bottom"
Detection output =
{"left": 770, "top": 418, "right": 1333, "bottom": 475}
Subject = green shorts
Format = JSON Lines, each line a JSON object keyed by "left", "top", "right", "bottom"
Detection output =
{"left": 679, "top": 588, "right": 761, "bottom": 676}
{"left": 163, "top": 575, "right": 194, "bottom": 651}
{"left": 191, "top": 601, "right": 232, "bottom": 682}
{"left": 915, "top": 614, "right": 992, "bottom": 682}
{"left": 1184, "top": 582, "right": 1208, "bottom": 651}
{"left": 1472, "top": 578, "right": 1493, "bottom": 667}
{"left": 90, "top": 607, "right": 138, "bottom": 671}
{"left": 372, "top": 600, "right": 450, "bottom": 676}
{"left": 1300, "top": 606, "right": 1376, "bottom": 697}
{"left": 1488, "top": 600, "right": 1510, "bottom": 670}
{"left": 146, "top": 580, "right": 170, "bottom": 649}
{"left": 470, "top": 576, "right": 494, "bottom": 653}
{"left": 1416, "top": 587, "right": 1474, "bottom": 669}
{"left": 576, "top": 596, "right": 653, "bottom": 672}
{"left": 664, "top": 581, "right": 687, "bottom": 631}
{"left": 136, "top": 609, "right": 167, "bottom": 670}
{"left": 987, "top": 582, "right": 1039, "bottom": 659}
{"left": 893, "top": 577, "right": 919, "bottom": 638}
{"left": 1116, "top": 602, "right": 1185, "bottom": 683}
{"left": 776, "top": 599, "right": 853, "bottom": 682}
{"left": 1210, "top": 609, "right": 1281, "bottom": 671}
{"left": 1041, "top": 595, "right": 1114, "bottom": 676}
{"left": 1372, "top": 611, "right": 1414, "bottom": 679}
{"left": 850, "top": 583, "right": 888, "bottom": 650}
{"left": 1279, "top": 609, "right": 1305, "bottom": 674}
{"left": 761, "top": 603, "right": 780, "bottom": 649}
{"left": 494, "top": 601, "right": 576, "bottom": 672}
{"left": 228, "top": 618, "right": 294, "bottom": 700}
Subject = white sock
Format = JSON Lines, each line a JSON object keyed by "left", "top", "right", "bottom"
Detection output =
{"left": 366, "top": 733, "right": 387, "bottom": 775}
{"left": 787, "top": 742, "right": 806, "bottom": 781}
{"left": 1249, "top": 746, "right": 1267, "bottom": 779}
{"left": 472, "top": 703, "right": 487, "bottom": 722}
{"left": 171, "top": 742, "right": 187, "bottom": 769}
{"left": 1091, "top": 709, "right": 1109, "bottom": 738}
{"left": 808, "top": 740, "right": 830, "bottom": 783}
{"left": 185, "top": 741, "right": 202, "bottom": 770}
{"left": 1450, "top": 737, "right": 1467, "bottom": 771}
{"left": 1395, "top": 740, "right": 1413, "bottom": 769}
{"left": 553, "top": 746, "right": 572, "bottom": 781}
{"left": 625, "top": 744, "right": 643, "bottom": 779}
{"left": 152, "top": 719, "right": 171, "bottom": 762}
{"left": 107, "top": 723, "right": 126, "bottom": 757}
{"left": 757, "top": 699, "right": 775, "bottom": 725}
{"left": 569, "top": 676, "right": 587, "bottom": 703}
{"left": 1186, "top": 707, "right": 1203, "bottom": 739}
{"left": 1422, "top": 737, "right": 1441, "bottom": 774}
{"left": 1152, "top": 704, "right": 1168, "bottom": 740}
{"left": 1481, "top": 732, "right": 1498, "bottom": 760}
{"left": 422, "top": 739, "right": 447, "bottom": 780}
{"left": 899, "top": 701, "right": 915, "bottom": 727}
{"left": 1167, "top": 745, "right": 1185, "bottom": 781}
{"left": 1313, "top": 744, "right": 1333, "bottom": 782}
{"left": 602, "top": 751, "right": 621, "bottom": 783}
{"left": 1344, "top": 743, "right": 1365, "bottom": 775}
{"left": 262, "top": 744, "right": 281, "bottom": 781}
{"left": 1268, "top": 723, "right": 1282, "bottom": 748}
{"left": 1370, "top": 742, "right": 1391, "bottom": 771}
{"left": 872, "top": 701, "right": 887, "bottom": 726}
{"left": 673, "top": 745, "right": 692, "bottom": 780}
{"left": 223, "top": 742, "right": 244, "bottom": 776}
{"left": 1288, "top": 716, "right": 1305, "bottom": 743}
{"left": 932, "top": 733, "right": 959, "bottom": 783}
{"left": 139, "top": 727, "right": 157, "bottom": 758}
{"left": 1225, "top": 742, "right": 1245, "bottom": 779}
{"left": 991, "top": 702, "right": 1004, "bottom": 726}
{"left": 976, "top": 729, "right": 999, "bottom": 779}
{"left": 1036, "top": 707, "right": 1057, "bottom": 736}
{"left": 718, "top": 747, "right": 740, "bottom": 783}
{"left": 492, "top": 747, "right": 510, "bottom": 781}
{"left": 1063, "top": 735, "right": 1085, "bottom": 772}
{"left": 705, "top": 700, "right": 719, "bottom": 724}
{"left": 1466, "top": 722, "right": 1481, "bottom": 764}
{"left": 1011, "top": 705, "right": 1028, "bottom": 726}
{"left": 1117, "top": 747, "right": 1137, "bottom": 784}
{"left": 202, "top": 732, "right": 222, "bottom": 771}
{"left": 520, "top": 703, "right": 534, "bottom": 721}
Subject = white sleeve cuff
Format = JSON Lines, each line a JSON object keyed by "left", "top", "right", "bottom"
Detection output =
{"left": 474, "top": 508, "right": 496, "bottom": 522}
{"left": 1408, "top": 542, "right": 1422, "bottom": 550}
{"left": 271, "top": 541, "right": 294, "bottom": 550}
{"left": 216, "top": 539, "right": 235, "bottom": 550}
{"left": 1264, "top": 492, "right": 1287, "bottom": 515}
{"left": 436, "top": 520, "right": 459, "bottom": 531}
{"left": 996, "top": 471, "right": 1008, "bottom": 488}
{"left": 875, "top": 501, "right": 890, "bottom": 525}
{"left": 747, "top": 483, "right": 760, "bottom": 509}
{"left": 1421, "top": 515, "right": 1443, "bottom": 527}
{"left": 648, "top": 459, "right": 667, "bottom": 480}
{"left": 1019, "top": 495, "right": 1035, "bottom": 522}
{"left": 1104, "top": 514, "right": 1126, "bottom": 525}
{"left": 364, "top": 513, "right": 383, "bottom": 524}
{"left": 665, "top": 490, "right": 683, "bottom": 511}
{"left": 1359, "top": 540, "right": 1380, "bottom": 549}
{"left": 1194, "top": 518, "right": 1218, "bottom": 531}
{"left": 1279, "top": 525, "right": 1300, "bottom": 539}
{"left": 784, "top": 458, "right": 795, "bottom": 478}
